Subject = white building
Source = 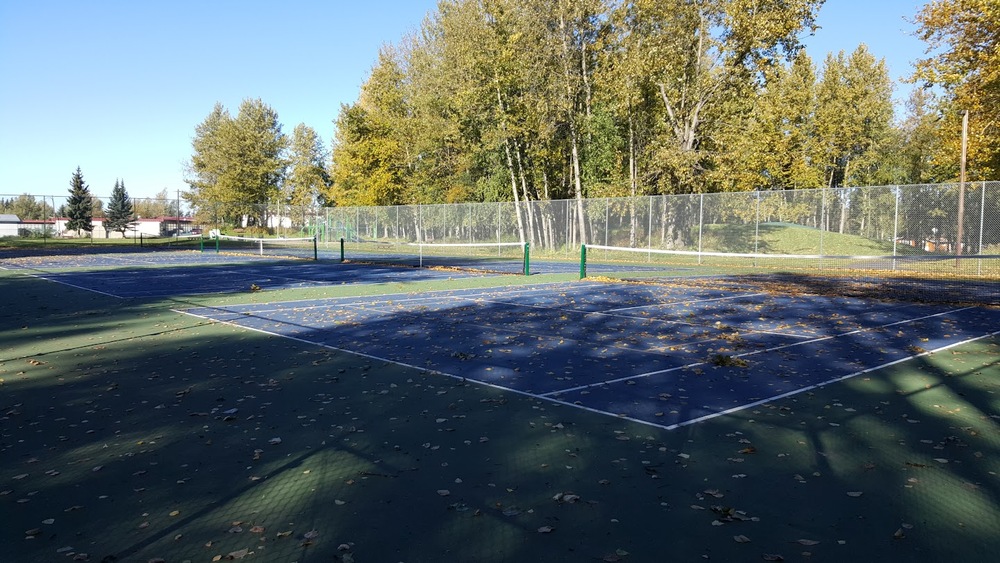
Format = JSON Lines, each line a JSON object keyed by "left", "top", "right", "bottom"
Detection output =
{"left": 0, "top": 214, "right": 19, "bottom": 237}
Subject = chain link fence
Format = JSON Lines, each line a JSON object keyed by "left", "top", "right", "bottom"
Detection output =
{"left": 3, "top": 182, "right": 998, "bottom": 280}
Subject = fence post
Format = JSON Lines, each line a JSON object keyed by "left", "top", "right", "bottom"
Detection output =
{"left": 820, "top": 188, "right": 827, "bottom": 257}
{"left": 892, "top": 186, "right": 900, "bottom": 271}
{"left": 523, "top": 242, "right": 530, "bottom": 276}
{"left": 754, "top": 191, "right": 761, "bottom": 267}
{"left": 647, "top": 195, "right": 653, "bottom": 261}
{"left": 698, "top": 193, "right": 704, "bottom": 265}
{"left": 605, "top": 199, "right": 609, "bottom": 248}
{"left": 580, "top": 244, "right": 587, "bottom": 279}
{"left": 978, "top": 181, "right": 987, "bottom": 275}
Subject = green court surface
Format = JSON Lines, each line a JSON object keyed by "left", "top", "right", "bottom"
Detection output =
{"left": 1, "top": 267, "right": 998, "bottom": 563}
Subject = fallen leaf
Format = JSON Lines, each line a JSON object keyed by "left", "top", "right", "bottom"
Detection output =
{"left": 734, "top": 535, "right": 751, "bottom": 543}
{"left": 537, "top": 526, "right": 555, "bottom": 533}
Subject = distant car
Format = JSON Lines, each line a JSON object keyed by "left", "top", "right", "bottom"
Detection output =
{"left": 190, "top": 228, "right": 202, "bottom": 235}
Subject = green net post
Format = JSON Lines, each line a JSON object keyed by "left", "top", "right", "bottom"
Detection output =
{"left": 199, "top": 235, "right": 204, "bottom": 252}
{"left": 580, "top": 244, "right": 587, "bottom": 279}
{"left": 340, "top": 238, "right": 345, "bottom": 262}
{"left": 313, "top": 236, "right": 318, "bottom": 261}
{"left": 523, "top": 242, "right": 530, "bottom": 276}
{"left": 215, "top": 236, "right": 220, "bottom": 253}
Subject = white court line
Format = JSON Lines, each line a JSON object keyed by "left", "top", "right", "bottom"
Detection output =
{"left": 174, "top": 304, "right": 998, "bottom": 433}
{"left": 602, "top": 292, "right": 766, "bottom": 313}
{"left": 187, "top": 282, "right": 581, "bottom": 315}
{"left": 541, "top": 306, "right": 977, "bottom": 396}
{"left": 173, "top": 307, "right": 557, "bottom": 403}
{"left": 663, "top": 327, "right": 1000, "bottom": 430}
{"left": 5, "top": 269, "right": 125, "bottom": 299}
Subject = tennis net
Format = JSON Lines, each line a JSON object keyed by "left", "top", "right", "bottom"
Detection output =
{"left": 580, "top": 244, "right": 1000, "bottom": 305}
{"left": 211, "top": 235, "right": 318, "bottom": 260}
{"left": 342, "top": 240, "right": 530, "bottom": 275}
{"left": 139, "top": 233, "right": 203, "bottom": 249}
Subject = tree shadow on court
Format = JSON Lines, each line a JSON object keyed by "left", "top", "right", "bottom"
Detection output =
{"left": 2, "top": 267, "right": 998, "bottom": 562}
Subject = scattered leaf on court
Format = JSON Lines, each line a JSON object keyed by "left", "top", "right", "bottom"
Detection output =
{"left": 537, "top": 526, "right": 554, "bottom": 533}
{"left": 734, "top": 535, "right": 751, "bottom": 543}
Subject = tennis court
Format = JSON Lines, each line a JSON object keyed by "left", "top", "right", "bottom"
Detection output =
{"left": 5, "top": 245, "right": 998, "bottom": 430}
{"left": 0, "top": 245, "right": 519, "bottom": 298}
{"left": 2, "top": 241, "right": 998, "bottom": 563}
{"left": 178, "top": 279, "right": 1000, "bottom": 430}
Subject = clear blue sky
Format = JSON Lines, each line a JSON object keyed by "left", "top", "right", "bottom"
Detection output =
{"left": 0, "top": 0, "right": 928, "bottom": 200}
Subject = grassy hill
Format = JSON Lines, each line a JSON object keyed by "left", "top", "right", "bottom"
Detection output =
{"left": 698, "top": 222, "right": 926, "bottom": 256}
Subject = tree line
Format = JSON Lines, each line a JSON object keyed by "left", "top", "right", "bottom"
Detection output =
{"left": 182, "top": 0, "right": 995, "bottom": 232}
{"left": 3, "top": 169, "right": 183, "bottom": 237}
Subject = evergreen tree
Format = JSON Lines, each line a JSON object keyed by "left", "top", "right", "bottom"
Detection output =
{"left": 66, "top": 167, "right": 94, "bottom": 236}
{"left": 105, "top": 179, "right": 135, "bottom": 235}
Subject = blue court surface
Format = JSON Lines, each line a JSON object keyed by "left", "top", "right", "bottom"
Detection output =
{"left": 0, "top": 249, "right": 650, "bottom": 298}
{"left": 0, "top": 252, "right": 511, "bottom": 297}
{"left": 178, "top": 281, "right": 1000, "bottom": 430}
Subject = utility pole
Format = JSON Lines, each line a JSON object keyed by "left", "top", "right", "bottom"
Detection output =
{"left": 956, "top": 110, "right": 968, "bottom": 261}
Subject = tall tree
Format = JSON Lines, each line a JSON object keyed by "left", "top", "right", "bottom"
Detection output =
{"left": 104, "top": 179, "right": 135, "bottom": 236}
{"left": 286, "top": 124, "right": 329, "bottom": 207}
{"left": 187, "top": 99, "right": 288, "bottom": 226}
{"left": 913, "top": 0, "right": 999, "bottom": 179}
{"left": 134, "top": 188, "right": 179, "bottom": 218}
{"left": 814, "top": 45, "right": 894, "bottom": 188}
{"left": 0, "top": 194, "right": 54, "bottom": 220}
{"left": 766, "top": 51, "right": 824, "bottom": 189}
{"left": 327, "top": 47, "right": 410, "bottom": 207}
{"left": 897, "top": 87, "right": 949, "bottom": 183}
{"left": 65, "top": 167, "right": 94, "bottom": 236}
